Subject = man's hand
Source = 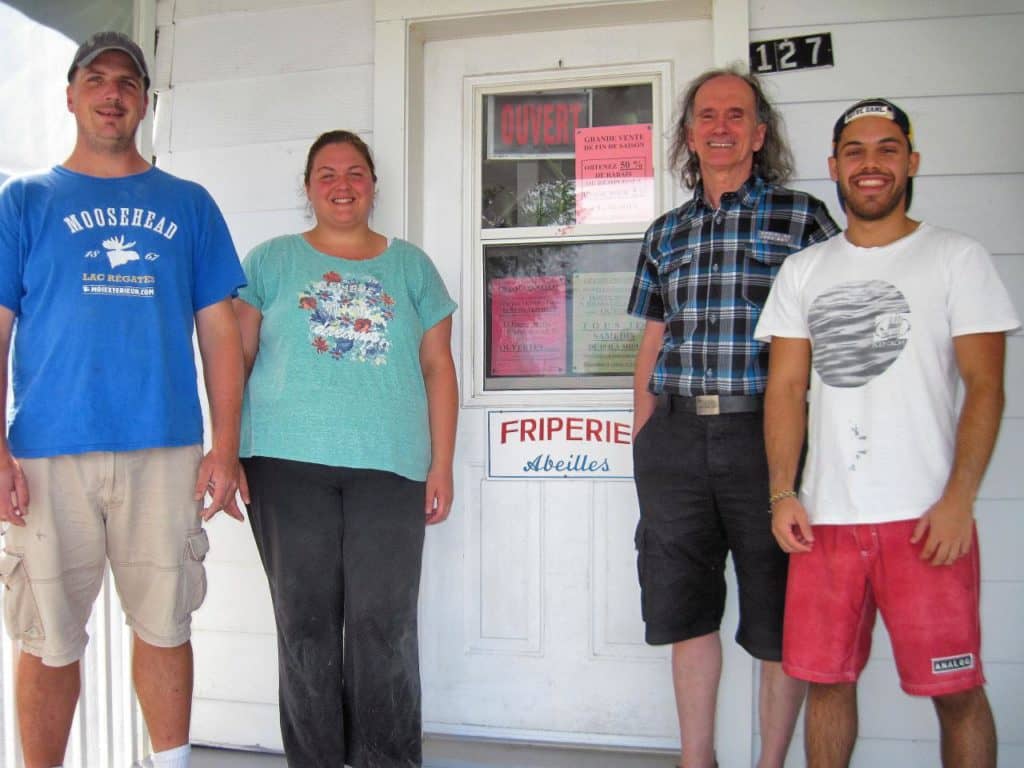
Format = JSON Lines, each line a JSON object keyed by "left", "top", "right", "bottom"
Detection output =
{"left": 194, "top": 449, "right": 245, "bottom": 522}
{"left": 771, "top": 496, "right": 814, "bottom": 553}
{"left": 911, "top": 496, "right": 974, "bottom": 566}
{"left": 0, "top": 452, "right": 29, "bottom": 526}
{"left": 424, "top": 465, "right": 453, "bottom": 525}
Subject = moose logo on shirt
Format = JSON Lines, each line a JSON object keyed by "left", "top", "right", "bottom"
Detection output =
{"left": 103, "top": 235, "right": 140, "bottom": 268}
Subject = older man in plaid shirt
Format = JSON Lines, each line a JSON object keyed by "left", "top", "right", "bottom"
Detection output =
{"left": 627, "top": 67, "right": 838, "bottom": 768}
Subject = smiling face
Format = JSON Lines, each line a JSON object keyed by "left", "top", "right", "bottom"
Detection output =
{"left": 66, "top": 50, "right": 148, "bottom": 153}
{"left": 305, "top": 141, "right": 376, "bottom": 230}
{"left": 686, "top": 74, "right": 767, "bottom": 185}
{"left": 829, "top": 116, "right": 919, "bottom": 223}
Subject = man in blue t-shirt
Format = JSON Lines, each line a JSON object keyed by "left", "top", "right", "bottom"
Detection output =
{"left": 0, "top": 32, "right": 245, "bottom": 768}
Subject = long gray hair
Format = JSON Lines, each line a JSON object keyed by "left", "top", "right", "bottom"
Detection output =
{"left": 668, "top": 65, "right": 795, "bottom": 189}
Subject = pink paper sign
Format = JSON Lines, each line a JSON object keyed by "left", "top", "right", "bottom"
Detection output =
{"left": 575, "top": 124, "right": 654, "bottom": 224}
{"left": 490, "top": 276, "right": 567, "bottom": 376}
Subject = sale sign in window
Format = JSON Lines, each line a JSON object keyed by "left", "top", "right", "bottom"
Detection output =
{"left": 574, "top": 124, "right": 654, "bottom": 224}
{"left": 489, "top": 276, "right": 567, "bottom": 376}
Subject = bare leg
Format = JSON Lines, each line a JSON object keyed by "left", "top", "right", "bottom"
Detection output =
{"left": 756, "top": 661, "right": 806, "bottom": 768}
{"left": 673, "top": 632, "right": 722, "bottom": 768}
{"left": 932, "top": 687, "right": 996, "bottom": 768}
{"left": 16, "top": 652, "right": 80, "bottom": 768}
{"left": 805, "top": 682, "right": 857, "bottom": 768}
{"left": 132, "top": 635, "right": 193, "bottom": 751}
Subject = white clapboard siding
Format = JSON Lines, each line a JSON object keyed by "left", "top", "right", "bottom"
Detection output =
{"left": 164, "top": 65, "right": 373, "bottom": 152}
{"left": 780, "top": 94, "right": 1024, "bottom": 181}
{"left": 992, "top": 256, "right": 1024, "bottom": 301}
{"left": 160, "top": 138, "right": 361, "bottom": 214}
{"left": 223, "top": 208, "right": 312, "bottom": 256}
{"left": 981, "top": 583, "right": 1024, "bottom": 662}
{"left": 171, "top": 0, "right": 329, "bottom": 21}
{"left": 169, "top": 1, "right": 372, "bottom": 84}
{"left": 751, "top": 15, "right": 1024, "bottom": 103}
{"left": 980, "top": 501, "right": 1024, "bottom": 581}
{"left": 981, "top": 419, "right": 1024, "bottom": 500}
{"left": 1003, "top": 339, "right": 1024, "bottom": 418}
{"left": 791, "top": 176, "right": 1024, "bottom": 256}
{"left": 751, "top": 0, "right": 1023, "bottom": 28}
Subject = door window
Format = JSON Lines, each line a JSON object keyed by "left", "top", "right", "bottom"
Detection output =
{"left": 474, "top": 75, "right": 663, "bottom": 395}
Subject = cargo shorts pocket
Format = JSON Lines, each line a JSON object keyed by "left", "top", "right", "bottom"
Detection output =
{"left": 0, "top": 551, "right": 45, "bottom": 642}
{"left": 634, "top": 522, "right": 648, "bottom": 621}
{"left": 179, "top": 529, "right": 210, "bottom": 619}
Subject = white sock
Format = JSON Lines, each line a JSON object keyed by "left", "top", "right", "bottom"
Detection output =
{"left": 149, "top": 743, "right": 191, "bottom": 768}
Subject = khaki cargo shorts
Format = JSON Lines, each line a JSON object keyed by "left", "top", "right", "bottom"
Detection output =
{"left": 0, "top": 445, "right": 209, "bottom": 667}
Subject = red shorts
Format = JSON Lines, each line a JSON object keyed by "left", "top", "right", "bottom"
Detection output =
{"left": 782, "top": 519, "right": 985, "bottom": 697}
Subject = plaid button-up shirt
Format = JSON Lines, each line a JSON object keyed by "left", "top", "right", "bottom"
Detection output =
{"left": 628, "top": 176, "right": 839, "bottom": 396}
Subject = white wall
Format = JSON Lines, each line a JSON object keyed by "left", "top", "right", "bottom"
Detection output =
{"left": 152, "top": 0, "right": 1024, "bottom": 762}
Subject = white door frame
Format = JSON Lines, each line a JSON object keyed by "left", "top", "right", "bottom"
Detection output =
{"left": 372, "top": 0, "right": 749, "bottom": 242}
{"left": 370, "top": 2, "right": 757, "bottom": 765}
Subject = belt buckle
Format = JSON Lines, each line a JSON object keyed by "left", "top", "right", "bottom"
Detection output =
{"left": 695, "top": 395, "right": 720, "bottom": 416}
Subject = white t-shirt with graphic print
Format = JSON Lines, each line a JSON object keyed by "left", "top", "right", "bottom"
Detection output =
{"left": 755, "top": 223, "right": 1019, "bottom": 525}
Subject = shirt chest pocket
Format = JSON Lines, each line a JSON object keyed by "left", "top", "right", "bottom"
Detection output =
{"left": 657, "top": 250, "right": 695, "bottom": 318}
{"left": 740, "top": 241, "right": 791, "bottom": 309}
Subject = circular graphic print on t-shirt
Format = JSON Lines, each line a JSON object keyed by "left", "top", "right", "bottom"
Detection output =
{"left": 808, "top": 279, "right": 910, "bottom": 388}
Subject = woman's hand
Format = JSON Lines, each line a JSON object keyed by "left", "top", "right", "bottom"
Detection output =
{"left": 424, "top": 464, "right": 453, "bottom": 525}
{"left": 420, "top": 315, "right": 458, "bottom": 525}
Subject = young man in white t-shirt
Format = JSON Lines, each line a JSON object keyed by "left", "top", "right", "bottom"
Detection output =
{"left": 754, "top": 99, "right": 1019, "bottom": 768}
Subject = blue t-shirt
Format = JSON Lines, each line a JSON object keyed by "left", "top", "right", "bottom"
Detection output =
{"left": 238, "top": 235, "right": 457, "bottom": 481}
{"left": 0, "top": 165, "right": 245, "bottom": 457}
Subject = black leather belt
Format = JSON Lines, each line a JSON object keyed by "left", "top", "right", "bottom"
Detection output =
{"left": 660, "top": 393, "right": 763, "bottom": 415}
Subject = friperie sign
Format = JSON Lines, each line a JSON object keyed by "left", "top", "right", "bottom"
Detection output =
{"left": 486, "top": 92, "right": 592, "bottom": 160}
{"left": 487, "top": 409, "right": 633, "bottom": 479}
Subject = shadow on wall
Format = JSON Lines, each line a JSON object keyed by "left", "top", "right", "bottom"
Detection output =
{"left": 0, "top": 0, "right": 132, "bottom": 177}
{"left": 1, "top": 0, "right": 132, "bottom": 44}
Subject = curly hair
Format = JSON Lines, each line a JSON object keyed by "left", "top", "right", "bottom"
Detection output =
{"left": 668, "top": 65, "right": 795, "bottom": 189}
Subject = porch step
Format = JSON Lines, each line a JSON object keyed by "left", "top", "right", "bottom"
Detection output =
{"left": 192, "top": 735, "right": 676, "bottom": 767}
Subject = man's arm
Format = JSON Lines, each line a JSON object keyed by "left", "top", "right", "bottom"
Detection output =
{"left": 764, "top": 336, "right": 814, "bottom": 552}
{"left": 194, "top": 298, "right": 245, "bottom": 521}
{"left": 420, "top": 315, "right": 458, "bottom": 525}
{"left": 632, "top": 319, "right": 664, "bottom": 438}
{"left": 911, "top": 332, "right": 1007, "bottom": 565}
{"left": 233, "top": 298, "right": 262, "bottom": 380}
{"left": 0, "top": 306, "right": 28, "bottom": 525}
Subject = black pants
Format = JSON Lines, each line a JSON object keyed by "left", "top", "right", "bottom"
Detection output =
{"left": 632, "top": 407, "right": 787, "bottom": 659}
{"left": 243, "top": 457, "right": 427, "bottom": 768}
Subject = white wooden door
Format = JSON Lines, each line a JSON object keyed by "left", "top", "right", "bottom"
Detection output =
{"left": 416, "top": 18, "right": 758, "bottom": 763}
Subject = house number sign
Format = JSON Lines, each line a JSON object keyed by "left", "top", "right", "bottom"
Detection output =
{"left": 749, "top": 33, "right": 834, "bottom": 74}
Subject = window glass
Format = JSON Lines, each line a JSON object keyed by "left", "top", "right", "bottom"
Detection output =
{"left": 484, "top": 240, "right": 645, "bottom": 390}
{"left": 476, "top": 79, "right": 656, "bottom": 394}
{"left": 481, "top": 84, "right": 653, "bottom": 228}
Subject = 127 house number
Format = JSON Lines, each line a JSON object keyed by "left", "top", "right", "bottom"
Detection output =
{"left": 750, "top": 33, "right": 834, "bottom": 74}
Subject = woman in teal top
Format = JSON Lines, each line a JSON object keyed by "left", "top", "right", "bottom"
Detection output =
{"left": 234, "top": 130, "right": 457, "bottom": 768}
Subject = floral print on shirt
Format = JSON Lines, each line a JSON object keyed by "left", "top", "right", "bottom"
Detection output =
{"left": 298, "top": 271, "right": 394, "bottom": 364}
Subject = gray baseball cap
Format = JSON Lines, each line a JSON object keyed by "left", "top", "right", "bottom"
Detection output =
{"left": 67, "top": 31, "right": 150, "bottom": 89}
